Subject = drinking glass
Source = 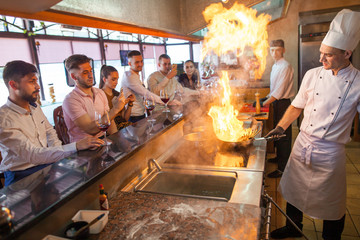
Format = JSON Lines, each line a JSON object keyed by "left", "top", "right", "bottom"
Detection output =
{"left": 160, "top": 89, "right": 170, "bottom": 112}
{"left": 95, "top": 110, "right": 111, "bottom": 153}
{"left": 195, "top": 80, "right": 202, "bottom": 91}
{"left": 144, "top": 96, "right": 156, "bottom": 122}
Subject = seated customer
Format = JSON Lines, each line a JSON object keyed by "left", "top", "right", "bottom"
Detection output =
{"left": 99, "top": 65, "right": 135, "bottom": 130}
{"left": 63, "top": 54, "right": 126, "bottom": 142}
{"left": 147, "top": 54, "right": 198, "bottom": 105}
{"left": 178, "top": 60, "right": 200, "bottom": 90}
{"left": 0, "top": 60, "right": 103, "bottom": 186}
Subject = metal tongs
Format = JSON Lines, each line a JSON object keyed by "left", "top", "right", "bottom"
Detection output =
{"left": 254, "top": 134, "right": 286, "bottom": 141}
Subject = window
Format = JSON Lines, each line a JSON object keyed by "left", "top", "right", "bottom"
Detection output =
{"left": 38, "top": 63, "right": 73, "bottom": 103}
{"left": 102, "top": 30, "right": 139, "bottom": 42}
{"left": 0, "top": 67, "right": 8, "bottom": 106}
{"left": 4, "top": 16, "right": 24, "bottom": 33}
{"left": 165, "top": 38, "right": 188, "bottom": 44}
{"left": 166, "top": 44, "right": 190, "bottom": 64}
{"left": 0, "top": 16, "right": 7, "bottom": 32}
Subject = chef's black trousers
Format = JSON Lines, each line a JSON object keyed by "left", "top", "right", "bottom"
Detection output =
{"left": 286, "top": 202, "right": 345, "bottom": 240}
{"left": 273, "top": 99, "right": 292, "bottom": 171}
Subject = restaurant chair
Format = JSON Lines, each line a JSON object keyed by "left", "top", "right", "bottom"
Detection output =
{"left": 53, "top": 106, "right": 70, "bottom": 145}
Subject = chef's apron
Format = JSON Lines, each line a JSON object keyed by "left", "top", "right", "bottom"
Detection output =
{"left": 279, "top": 131, "right": 346, "bottom": 220}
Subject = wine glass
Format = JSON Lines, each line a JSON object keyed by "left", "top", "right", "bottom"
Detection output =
{"left": 160, "top": 89, "right": 170, "bottom": 112}
{"left": 144, "top": 95, "right": 156, "bottom": 122}
{"left": 195, "top": 80, "right": 202, "bottom": 91}
{"left": 95, "top": 110, "right": 111, "bottom": 153}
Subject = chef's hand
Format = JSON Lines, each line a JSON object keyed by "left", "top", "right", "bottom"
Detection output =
{"left": 265, "top": 126, "right": 285, "bottom": 141}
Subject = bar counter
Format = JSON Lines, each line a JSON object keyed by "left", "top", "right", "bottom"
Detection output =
{"left": 0, "top": 103, "right": 267, "bottom": 239}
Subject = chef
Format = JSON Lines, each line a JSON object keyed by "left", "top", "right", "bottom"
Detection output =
{"left": 266, "top": 9, "right": 360, "bottom": 240}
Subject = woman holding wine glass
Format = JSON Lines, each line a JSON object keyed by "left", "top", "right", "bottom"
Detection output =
{"left": 99, "top": 65, "right": 135, "bottom": 130}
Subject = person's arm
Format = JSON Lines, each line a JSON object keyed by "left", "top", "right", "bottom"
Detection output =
{"left": 277, "top": 105, "right": 302, "bottom": 130}
{"left": 262, "top": 96, "right": 277, "bottom": 106}
{"left": 265, "top": 105, "right": 302, "bottom": 139}
{"left": 148, "top": 70, "right": 177, "bottom": 95}
{"left": 73, "top": 114, "right": 102, "bottom": 135}
{"left": 125, "top": 74, "right": 164, "bottom": 104}
{"left": 123, "top": 94, "right": 135, "bottom": 121}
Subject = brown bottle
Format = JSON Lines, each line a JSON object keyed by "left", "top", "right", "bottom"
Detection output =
{"left": 99, "top": 184, "right": 109, "bottom": 210}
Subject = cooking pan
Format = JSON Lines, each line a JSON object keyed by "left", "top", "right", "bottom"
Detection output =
{"left": 218, "top": 126, "right": 286, "bottom": 151}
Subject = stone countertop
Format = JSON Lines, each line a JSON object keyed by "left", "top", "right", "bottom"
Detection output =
{"left": 96, "top": 192, "right": 262, "bottom": 240}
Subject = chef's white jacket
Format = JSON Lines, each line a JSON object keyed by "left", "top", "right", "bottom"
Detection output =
{"left": 292, "top": 64, "right": 360, "bottom": 144}
{"left": 279, "top": 63, "right": 360, "bottom": 220}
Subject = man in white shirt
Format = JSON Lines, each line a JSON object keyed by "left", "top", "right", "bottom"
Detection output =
{"left": 267, "top": 10, "right": 360, "bottom": 239}
{"left": 263, "top": 39, "right": 295, "bottom": 178}
{"left": 0, "top": 60, "right": 104, "bottom": 186}
{"left": 120, "top": 50, "right": 163, "bottom": 123}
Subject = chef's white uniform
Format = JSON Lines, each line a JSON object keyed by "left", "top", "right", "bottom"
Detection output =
{"left": 279, "top": 64, "right": 360, "bottom": 220}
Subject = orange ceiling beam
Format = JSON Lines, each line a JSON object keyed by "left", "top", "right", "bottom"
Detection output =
{"left": 0, "top": 9, "right": 202, "bottom": 42}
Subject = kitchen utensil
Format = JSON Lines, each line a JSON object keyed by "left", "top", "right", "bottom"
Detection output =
{"left": 73, "top": 213, "right": 105, "bottom": 238}
{"left": 72, "top": 210, "right": 109, "bottom": 234}
{"left": 64, "top": 221, "right": 89, "bottom": 239}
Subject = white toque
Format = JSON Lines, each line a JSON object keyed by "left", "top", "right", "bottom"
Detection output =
{"left": 322, "top": 9, "right": 360, "bottom": 51}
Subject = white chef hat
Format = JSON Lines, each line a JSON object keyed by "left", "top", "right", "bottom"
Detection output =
{"left": 322, "top": 9, "right": 360, "bottom": 51}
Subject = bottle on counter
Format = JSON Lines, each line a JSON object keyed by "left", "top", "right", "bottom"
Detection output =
{"left": 99, "top": 184, "right": 109, "bottom": 210}
{"left": 255, "top": 92, "right": 261, "bottom": 114}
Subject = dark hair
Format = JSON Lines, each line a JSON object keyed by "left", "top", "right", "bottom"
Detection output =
{"left": 65, "top": 54, "right": 91, "bottom": 72}
{"left": 127, "top": 50, "right": 141, "bottom": 59}
{"left": 3, "top": 60, "right": 38, "bottom": 88}
{"left": 99, "top": 65, "right": 118, "bottom": 89}
{"left": 184, "top": 60, "right": 195, "bottom": 65}
{"left": 270, "top": 39, "right": 285, "bottom": 48}
{"left": 158, "top": 54, "right": 170, "bottom": 63}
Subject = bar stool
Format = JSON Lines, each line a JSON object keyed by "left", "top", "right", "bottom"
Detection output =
{"left": 53, "top": 106, "right": 70, "bottom": 145}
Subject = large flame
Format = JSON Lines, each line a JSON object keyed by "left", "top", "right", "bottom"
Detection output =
{"left": 204, "top": 3, "right": 270, "bottom": 142}
{"left": 201, "top": 3, "right": 270, "bottom": 80}
{"left": 208, "top": 72, "right": 253, "bottom": 142}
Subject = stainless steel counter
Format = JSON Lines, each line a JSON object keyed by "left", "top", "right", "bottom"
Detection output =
{"left": 0, "top": 102, "right": 268, "bottom": 239}
{"left": 0, "top": 108, "right": 185, "bottom": 240}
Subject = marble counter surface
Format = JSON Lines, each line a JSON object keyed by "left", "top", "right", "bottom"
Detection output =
{"left": 96, "top": 192, "right": 262, "bottom": 240}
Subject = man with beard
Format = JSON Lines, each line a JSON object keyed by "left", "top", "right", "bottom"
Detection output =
{"left": 63, "top": 54, "right": 126, "bottom": 142}
{"left": 0, "top": 61, "right": 104, "bottom": 186}
{"left": 268, "top": 9, "right": 360, "bottom": 239}
{"left": 120, "top": 50, "right": 163, "bottom": 123}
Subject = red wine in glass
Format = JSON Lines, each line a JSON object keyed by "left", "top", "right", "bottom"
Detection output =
{"left": 98, "top": 123, "right": 110, "bottom": 132}
{"left": 161, "top": 98, "right": 169, "bottom": 104}
{"left": 146, "top": 105, "right": 155, "bottom": 111}
{"left": 95, "top": 111, "right": 111, "bottom": 153}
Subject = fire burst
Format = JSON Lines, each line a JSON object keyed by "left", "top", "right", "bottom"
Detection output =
{"left": 204, "top": 3, "right": 270, "bottom": 142}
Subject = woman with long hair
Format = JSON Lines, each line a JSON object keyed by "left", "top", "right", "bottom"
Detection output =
{"left": 99, "top": 65, "right": 135, "bottom": 130}
{"left": 178, "top": 60, "right": 200, "bottom": 90}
